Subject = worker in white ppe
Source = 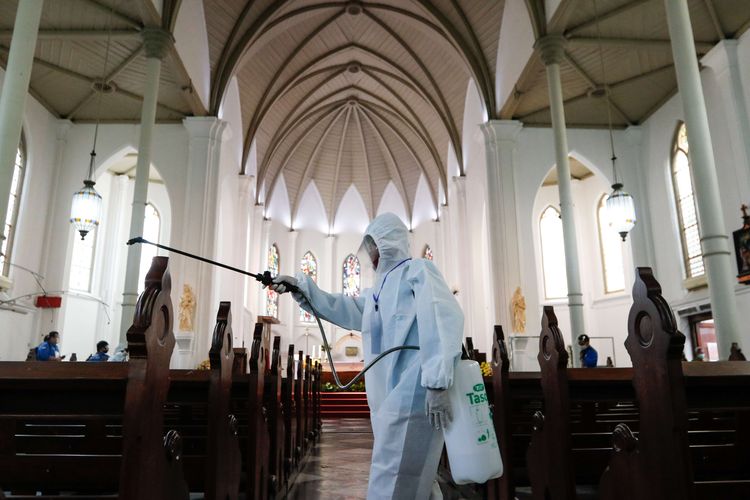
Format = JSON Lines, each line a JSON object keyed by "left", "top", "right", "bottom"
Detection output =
{"left": 268, "top": 212, "right": 463, "bottom": 499}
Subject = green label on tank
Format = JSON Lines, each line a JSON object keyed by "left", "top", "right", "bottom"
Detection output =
{"left": 473, "top": 383, "right": 484, "bottom": 392}
{"left": 465, "top": 389, "right": 488, "bottom": 406}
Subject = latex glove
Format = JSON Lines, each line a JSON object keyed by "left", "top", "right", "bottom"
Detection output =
{"left": 268, "top": 275, "right": 298, "bottom": 294}
{"left": 425, "top": 388, "right": 452, "bottom": 430}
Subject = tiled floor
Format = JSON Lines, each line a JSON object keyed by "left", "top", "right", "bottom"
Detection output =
{"left": 286, "top": 418, "right": 374, "bottom": 500}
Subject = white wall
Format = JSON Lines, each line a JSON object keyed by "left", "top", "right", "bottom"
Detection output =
{"left": 0, "top": 68, "right": 59, "bottom": 360}
{"left": 637, "top": 33, "right": 750, "bottom": 351}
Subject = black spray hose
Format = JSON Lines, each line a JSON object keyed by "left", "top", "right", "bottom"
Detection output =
{"left": 127, "top": 237, "right": 419, "bottom": 390}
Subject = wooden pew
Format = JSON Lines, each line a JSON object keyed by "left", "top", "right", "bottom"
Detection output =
{"left": 526, "top": 307, "right": 576, "bottom": 500}
{"left": 166, "top": 301, "right": 242, "bottom": 499}
{"left": 283, "top": 345, "right": 298, "bottom": 477}
{"left": 0, "top": 256, "right": 189, "bottom": 499}
{"left": 264, "top": 336, "right": 285, "bottom": 498}
{"left": 487, "top": 268, "right": 750, "bottom": 500}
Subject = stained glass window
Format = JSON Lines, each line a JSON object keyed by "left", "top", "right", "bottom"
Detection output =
{"left": 597, "top": 194, "right": 625, "bottom": 293}
{"left": 423, "top": 245, "right": 433, "bottom": 261}
{"left": 266, "top": 244, "right": 280, "bottom": 317}
{"left": 671, "top": 122, "right": 704, "bottom": 279}
{"left": 1, "top": 135, "right": 25, "bottom": 277}
{"left": 540, "top": 206, "right": 568, "bottom": 300}
{"left": 299, "top": 251, "right": 318, "bottom": 322}
{"left": 137, "top": 204, "right": 161, "bottom": 293}
{"left": 342, "top": 254, "right": 361, "bottom": 297}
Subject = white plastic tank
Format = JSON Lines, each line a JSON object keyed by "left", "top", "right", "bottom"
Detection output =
{"left": 443, "top": 359, "right": 503, "bottom": 484}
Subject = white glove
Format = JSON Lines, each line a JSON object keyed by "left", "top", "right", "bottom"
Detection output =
{"left": 425, "top": 388, "right": 452, "bottom": 430}
{"left": 268, "top": 275, "right": 297, "bottom": 294}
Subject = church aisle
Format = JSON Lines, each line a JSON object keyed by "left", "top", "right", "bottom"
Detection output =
{"left": 286, "top": 419, "right": 374, "bottom": 499}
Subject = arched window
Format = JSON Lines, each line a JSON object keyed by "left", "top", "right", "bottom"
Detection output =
{"left": 597, "top": 194, "right": 625, "bottom": 293}
{"left": 137, "top": 204, "right": 161, "bottom": 293}
{"left": 342, "top": 254, "right": 361, "bottom": 297}
{"left": 299, "top": 251, "right": 317, "bottom": 322}
{"left": 540, "top": 206, "right": 568, "bottom": 299}
{"left": 423, "top": 245, "right": 433, "bottom": 261}
{"left": 671, "top": 122, "right": 704, "bottom": 279}
{"left": 265, "top": 244, "right": 280, "bottom": 317}
{"left": 1, "top": 135, "right": 26, "bottom": 277}
{"left": 69, "top": 229, "right": 97, "bottom": 292}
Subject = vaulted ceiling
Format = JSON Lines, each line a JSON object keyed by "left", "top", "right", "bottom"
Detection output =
{"left": 203, "top": 0, "right": 504, "bottom": 221}
{"left": 3, "top": 0, "right": 750, "bottom": 227}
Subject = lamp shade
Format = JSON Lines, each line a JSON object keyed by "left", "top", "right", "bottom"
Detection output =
{"left": 70, "top": 180, "right": 102, "bottom": 240}
{"left": 605, "top": 183, "right": 636, "bottom": 241}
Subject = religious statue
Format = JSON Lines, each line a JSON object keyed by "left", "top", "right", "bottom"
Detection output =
{"left": 178, "top": 284, "right": 196, "bottom": 332}
{"left": 511, "top": 286, "right": 526, "bottom": 333}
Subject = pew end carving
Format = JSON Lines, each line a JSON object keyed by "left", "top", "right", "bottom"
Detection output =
{"left": 526, "top": 306, "right": 575, "bottom": 500}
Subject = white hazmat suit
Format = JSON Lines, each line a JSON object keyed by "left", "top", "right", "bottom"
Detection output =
{"left": 292, "top": 213, "right": 464, "bottom": 499}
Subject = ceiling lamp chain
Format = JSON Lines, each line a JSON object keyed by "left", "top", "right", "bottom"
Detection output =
{"left": 70, "top": 2, "right": 117, "bottom": 240}
{"left": 593, "top": 0, "right": 637, "bottom": 242}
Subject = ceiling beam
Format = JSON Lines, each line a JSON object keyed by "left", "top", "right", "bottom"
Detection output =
{"left": 262, "top": 106, "right": 345, "bottom": 208}
{"left": 567, "top": 36, "right": 714, "bottom": 53}
{"left": 81, "top": 0, "right": 143, "bottom": 29}
{"left": 358, "top": 108, "right": 413, "bottom": 223}
{"left": 327, "top": 107, "right": 353, "bottom": 229}
{"left": 291, "top": 108, "right": 347, "bottom": 228}
{"left": 562, "top": 51, "right": 633, "bottom": 124}
{"left": 66, "top": 44, "right": 145, "bottom": 120}
{"left": 361, "top": 102, "right": 440, "bottom": 212}
{"left": 0, "top": 30, "right": 141, "bottom": 41}
{"left": 354, "top": 108, "right": 376, "bottom": 218}
{"left": 703, "top": 0, "right": 725, "bottom": 40}
{"left": 565, "top": 0, "right": 650, "bottom": 36}
{"left": 519, "top": 63, "right": 674, "bottom": 119}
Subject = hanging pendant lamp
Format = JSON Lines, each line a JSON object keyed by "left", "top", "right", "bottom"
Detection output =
{"left": 592, "top": 0, "right": 637, "bottom": 241}
{"left": 70, "top": 4, "right": 116, "bottom": 240}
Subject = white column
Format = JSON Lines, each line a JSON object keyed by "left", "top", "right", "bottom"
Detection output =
{"left": 237, "top": 174, "right": 254, "bottom": 347}
{"left": 117, "top": 28, "right": 172, "bottom": 345}
{"left": 537, "top": 36, "right": 586, "bottom": 361}
{"left": 665, "top": 0, "right": 743, "bottom": 355}
{"left": 452, "top": 176, "right": 474, "bottom": 339}
{"left": 0, "top": 0, "right": 43, "bottom": 253}
{"left": 325, "top": 234, "right": 337, "bottom": 344}
{"left": 701, "top": 40, "right": 750, "bottom": 196}
{"left": 481, "top": 120, "right": 523, "bottom": 332}
{"left": 286, "top": 229, "right": 299, "bottom": 339}
{"left": 177, "top": 117, "right": 227, "bottom": 367}
{"left": 623, "top": 126, "right": 657, "bottom": 268}
{"left": 258, "top": 217, "right": 271, "bottom": 315}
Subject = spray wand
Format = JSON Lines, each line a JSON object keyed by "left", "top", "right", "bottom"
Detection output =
{"left": 127, "top": 237, "right": 417, "bottom": 389}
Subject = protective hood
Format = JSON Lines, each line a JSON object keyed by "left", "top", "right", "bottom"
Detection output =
{"left": 363, "top": 212, "right": 410, "bottom": 276}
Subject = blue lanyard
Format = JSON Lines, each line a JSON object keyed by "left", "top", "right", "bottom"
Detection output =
{"left": 373, "top": 258, "right": 411, "bottom": 307}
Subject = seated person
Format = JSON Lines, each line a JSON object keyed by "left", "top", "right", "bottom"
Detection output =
{"left": 36, "top": 331, "right": 64, "bottom": 361}
{"left": 108, "top": 346, "right": 128, "bottom": 362}
{"left": 86, "top": 341, "right": 110, "bottom": 362}
{"left": 578, "top": 334, "right": 598, "bottom": 368}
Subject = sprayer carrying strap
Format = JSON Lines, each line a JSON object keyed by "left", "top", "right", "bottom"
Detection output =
{"left": 373, "top": 258, "right": 411, "bottom": 306}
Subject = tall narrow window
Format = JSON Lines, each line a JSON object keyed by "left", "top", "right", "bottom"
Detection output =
{"left": 69, "top": 230, "right": 97, "bottom": 292}
{"left": 598, "top": 194, "right": 625, "bottom": 293}
{"left": 342, "top": 254, "right": 361, "bottom": 297}
{"left": 540, "top": 206, "right": 568, "bottom": 300}
{"left": 266, "top": 244, "right": 280, "bottom": 318}
{"left": 671, "top": 122, "right": 704, "bottom": 279}
{"left": 137, "top": 204, "right": 161, "bottom": 293}
{"left": 1, "top": 135, "right": 26, "bottom": 276}
{"left": 423, "top": 245, "right": 433, "bottom": 261}
{"left": 299, "top": 251, "right": 318, "bottom": 322}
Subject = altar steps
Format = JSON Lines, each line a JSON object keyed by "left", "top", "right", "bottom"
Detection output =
{"left": 320, "top": 391, "right": 370, "bottom": 419}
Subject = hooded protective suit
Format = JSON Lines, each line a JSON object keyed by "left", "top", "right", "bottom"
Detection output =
{"left": 293, "top": 213, "right": 463, "bottom": 499}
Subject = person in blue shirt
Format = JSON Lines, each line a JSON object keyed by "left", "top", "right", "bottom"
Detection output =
{"left": 36, "top": 331, "right": 64, "bottom": 361}
{"left": 578, "top": 334, "right": 598, "bottom": 368}
{"left": 86, "top": 341, "right": 110, "bottom": 362}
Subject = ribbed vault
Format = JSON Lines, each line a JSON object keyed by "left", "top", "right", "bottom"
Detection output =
{"left": 205, "top": 0, "right": 504, "bottom": 225}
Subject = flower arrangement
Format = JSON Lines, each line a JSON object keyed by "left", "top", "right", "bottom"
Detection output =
{"left": 322, "top": 380, "right": 366, "bottom": 392}
{"left": 480, "top": 361, "right": 493, "bottom": 377}
{"left": 197, "top": 359, "right": 211, "bottom": 370}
